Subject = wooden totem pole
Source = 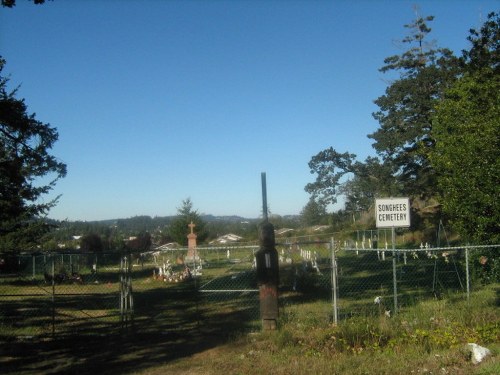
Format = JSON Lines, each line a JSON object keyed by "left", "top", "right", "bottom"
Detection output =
{"left": 256, "top": 173, "right": 279, "bottom": 330}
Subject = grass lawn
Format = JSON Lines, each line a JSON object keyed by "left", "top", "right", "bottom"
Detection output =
{"left": 1, "top": 281, "right": 498, "bottom": 374}
{"left": 1, "top": 249, "right": 498, "bottom": 374}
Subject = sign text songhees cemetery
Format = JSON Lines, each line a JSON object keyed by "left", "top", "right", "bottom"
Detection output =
{"left": 375, "top": 198, "right": 410, "bottom": 228}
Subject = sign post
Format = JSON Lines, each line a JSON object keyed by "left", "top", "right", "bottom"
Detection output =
{"left": 375, "top": 198, "right": 410, "bottom": 228}
{"left": 375, "top": 198, "right": 410, "bottom": 315}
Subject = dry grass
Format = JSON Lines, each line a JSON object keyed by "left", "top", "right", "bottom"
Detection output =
{"left": 1, "top": 253, "right": 498, "bottom": 374}
{"left": 2, "top": 285, "right": 497, "bottom": 375}
{"left": 134, "top": 336, "right": 500, "bottom": 375}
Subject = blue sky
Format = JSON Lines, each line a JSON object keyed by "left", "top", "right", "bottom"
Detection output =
{"left": 1, "top": 0, "right": 497, "bottom": 221}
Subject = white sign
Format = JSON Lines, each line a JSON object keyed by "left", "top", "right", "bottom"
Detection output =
{"left": 375, "top": 198, "right": 410, "bottom": 228}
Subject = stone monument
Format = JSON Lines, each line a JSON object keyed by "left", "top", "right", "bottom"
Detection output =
{"left": 185, "top": 221, "right": 200, "bottom": 263}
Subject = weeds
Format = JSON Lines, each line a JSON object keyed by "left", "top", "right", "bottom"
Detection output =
{"left": 271, "top": 285, "right": 499, "bottom": 361}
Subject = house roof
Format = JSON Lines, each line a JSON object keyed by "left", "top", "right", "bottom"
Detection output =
{"left": 155, "top": 242, "right": 180, "bottom": 250}
{"left": 275, "top": 228, "right": 294, "bottom": 236}
{"left": 312, "top": 225, "right": 330, "bottom": 232}
{"left": 209, "top": 233, "right": 243, "bottom": 245}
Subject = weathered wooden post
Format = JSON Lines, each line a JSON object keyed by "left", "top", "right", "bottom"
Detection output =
{"left": 256, "top": 172, "right": 279, "bottom": 330}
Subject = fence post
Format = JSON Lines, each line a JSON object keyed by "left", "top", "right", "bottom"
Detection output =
{"left": 127, "top": 252, "right": 134, "bottom": 324}
{"left": 51, "top": 256, "right": 55, "bottom": 337}
{"left": 120, "top": 252, "right": 134, "bottom": 330}
{"left": 331, "top": 237, "right": 338, "bottom": 325}
{"left": 120, "top": 255, "right": 124, "bottom": 323}
{"left": 465, "top": 247, "right": 470, "bottom": 301}
{"left": 391, "top": 227, "right": 398, "bottom": 315}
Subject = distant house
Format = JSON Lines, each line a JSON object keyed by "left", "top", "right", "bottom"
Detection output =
{"left": 275, "top": 228, "right": 294, "bottom": 237}
{"left": 155, "top": 242, "right": 180, "bottom": 251}
{"left": 209, "top": 233, "right": 243, "bottom": 245}
{"left": 312, "top": 225, "right": 330, "bottom": 232}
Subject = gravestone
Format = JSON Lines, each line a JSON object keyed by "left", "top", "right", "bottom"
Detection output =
{"left": 185, "top": 221, "right": 200, "bottom": 263}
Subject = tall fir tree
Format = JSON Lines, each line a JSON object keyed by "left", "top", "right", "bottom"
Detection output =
{"left": 369, "top": 13, "right": 459, "bottom": 198}
{"left": 0, "top": 58, "right": 67, "bottom": 251}
{"left": 167, "top": 198, "right": 207, "bottom": 246}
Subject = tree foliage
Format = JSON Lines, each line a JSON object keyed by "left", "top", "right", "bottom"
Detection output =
{"left": 430, "top": 12, "right": 500, "bottom": 244}
{"left": 305, "top": 149, "right": 399, "bottom": 219}
{"left": 461, "top": 12, "right": 499, "bottom": 75}
{"left": 305, "top": 148, "right": 356, "bottom": 207}
{"left": 0, "top": 58, "right": 67, "bottom": 251}
{"left": 306, "top": 14, "right": 458, "bottom": 219}
{"left": 305, "top": 11, "right": 499, "bottom": 244}
{"left": 1, "top": 0, "right": 47, "bottom": 7}
{"left": 80, "top": 233, "right": 103, "bottom": 253}
{"left": 126, "top": 231, "right": 152, "bottom": 252}
{"left": 368, "top": 13, "right": 459, "bottom": 197}
{"left": 340, "top": 157, "right": 401, "bottom": 214}
{"left": 300, "top": 198, "right": 327, "bottom": 227}
{"left": 168, "top": 198, "right": 207, "bottom": 246}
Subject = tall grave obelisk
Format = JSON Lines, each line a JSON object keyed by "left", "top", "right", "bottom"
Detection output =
{"left": 185, "top": 221, "right": 199, "bottom": 263}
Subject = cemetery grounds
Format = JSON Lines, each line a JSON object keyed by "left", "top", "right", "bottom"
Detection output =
{"left": 0, "top": 241, "right": 499, "bottom": 374}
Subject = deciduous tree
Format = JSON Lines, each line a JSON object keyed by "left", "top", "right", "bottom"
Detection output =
{"left": 431, "top": 12, "right": 499, "bottom": 244}
{"left": 340, "top": 157, "right": 401, "bottom": 215}
{"left": 305, "top": 150, "right": 399, "bottom": 221}
{"left": 305, "top": 148, "right": 356, "bottom": 207}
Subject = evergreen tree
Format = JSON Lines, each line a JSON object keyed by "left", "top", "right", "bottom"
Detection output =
{"left": 80, "top": 233, "right": 104, "bottom": 252}
{"left": 2, "top": 0, "right": 46, "bottom": 7}
{"left": 168, "top": 198, "right": 207, "bottom": 246}
{"left": 300, "top": 198, "right": 327, "bottom": 227}
{"left": 369, "top": 12, "right": 459, "bottom": 198}
{"left": 0, "top": 58, "right": 67, "bottom": 251}
{"left": 305, "top": 12, "right": 460, "bottom": 232}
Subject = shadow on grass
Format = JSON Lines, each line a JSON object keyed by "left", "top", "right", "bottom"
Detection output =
{"left": 0, "top": 278, "right": 261, "bottom": 375}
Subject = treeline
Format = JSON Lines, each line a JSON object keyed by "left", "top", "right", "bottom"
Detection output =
{"left": 39, "top": 214, "right": 254, "bottom": 251}
{"left": 38, "top": 205, "right": 306, "bottom": 252}
{"left": 304, "top": 12, "right": 499, "bottom": 246}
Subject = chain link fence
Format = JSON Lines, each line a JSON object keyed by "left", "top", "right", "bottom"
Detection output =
{"left": 334, "top": 237, "right": 499, "bottom": 321}
{"left": 1, "top": 240, "right": 498, "bottom": 341}
{"left": 0, "top": 251, "right": 129, "bottom": 340}
{"left": 275, "top": 235, "right": 499, "bottom": 325}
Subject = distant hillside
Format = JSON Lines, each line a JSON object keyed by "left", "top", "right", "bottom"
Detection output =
{"left": 46, "top": 214, "right": 257, "bottom": 233}
{"left": 201, "top": 215, "right": 253, "bottom": 223}
{"left": 44, "top": 214, "right": 302, "bottom": 242}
